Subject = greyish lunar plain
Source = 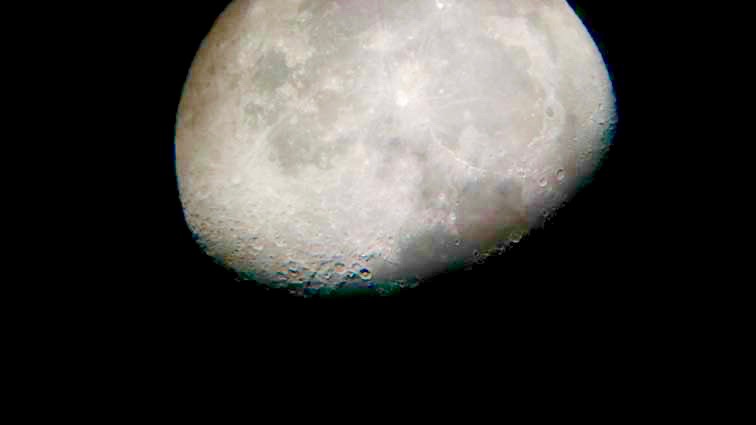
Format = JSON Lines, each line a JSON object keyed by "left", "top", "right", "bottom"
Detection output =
{"left": 175, "top": 0, "right": 617, "bottom": 297}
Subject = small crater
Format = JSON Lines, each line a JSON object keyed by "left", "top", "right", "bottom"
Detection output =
{"left": 556, "top": 169, "right": 565, "bottom": 181}
{"left": 510, "top": 230, "right": 523, "bottom": 243}
{"left": 359, "top": 268, "right": 372, "bottom": 280}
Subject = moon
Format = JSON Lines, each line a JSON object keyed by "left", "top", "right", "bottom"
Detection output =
{"left": 175, "top": 0, "right": 616, "bottom": 297}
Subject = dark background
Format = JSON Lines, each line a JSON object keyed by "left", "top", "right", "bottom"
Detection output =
{"left": 106, "top": 0, "right": 671, "bottom": 337}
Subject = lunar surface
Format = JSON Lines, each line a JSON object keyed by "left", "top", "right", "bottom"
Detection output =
{"left": 175, "top": 0, "right": 616, "bottom": 297}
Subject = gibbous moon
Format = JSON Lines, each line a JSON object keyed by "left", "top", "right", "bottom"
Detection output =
{"left": 175, "top": 0, "right": 616, "bottom": 296}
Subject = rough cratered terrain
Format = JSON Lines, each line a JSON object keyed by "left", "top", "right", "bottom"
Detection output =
{"left": 175, "top": 0, "right": 616, "bottom": 296}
